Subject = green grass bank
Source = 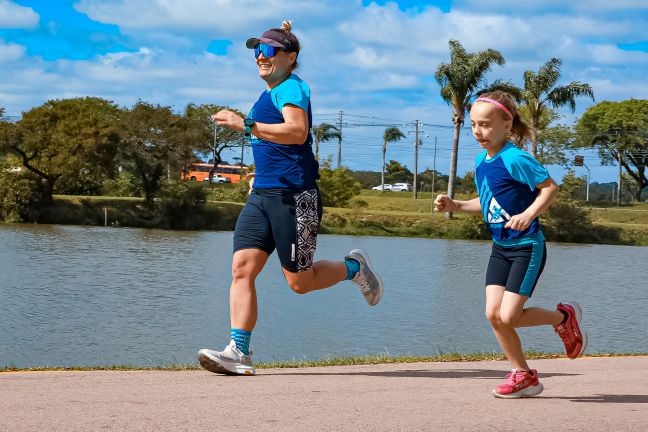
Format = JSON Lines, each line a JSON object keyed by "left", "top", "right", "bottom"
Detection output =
{"left": 7, "top": 190, "right": 648, "bottom": 246}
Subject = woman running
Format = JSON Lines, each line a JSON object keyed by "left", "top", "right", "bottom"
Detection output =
{"left": 198, "top": 21, "right": 383, "bottom": 375}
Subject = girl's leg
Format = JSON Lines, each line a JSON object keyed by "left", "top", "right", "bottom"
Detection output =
{"left": 506, "top": 305, "right": 563, "bottom": 328}
{"left": 230, "top": 248, "right": 269, "bottom": 331}
{"left": 485, "top": 285, "right": 530, "bottom": 371}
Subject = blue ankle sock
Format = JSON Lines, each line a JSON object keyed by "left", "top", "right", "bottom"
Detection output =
{"left": 230, "top": 328, "right": 252, "bottom": 355}
{"left": 344, "top": 257, "right": 360, "bottom": 280}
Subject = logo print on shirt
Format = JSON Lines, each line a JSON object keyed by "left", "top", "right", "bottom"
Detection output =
{"left": 487, "top": 197, "right": 511, "bottom": 224}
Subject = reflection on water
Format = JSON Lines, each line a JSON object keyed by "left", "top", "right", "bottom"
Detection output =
{"left": 1, "top": 224, "right": 646, "bottom": 367}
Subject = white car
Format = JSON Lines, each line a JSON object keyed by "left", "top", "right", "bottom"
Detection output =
{"left": 372, "top": 184, "right": 392, "bottom": 191}
{"left": 391, "top": 183, "right": 413, "bottom": 192}
{"left": 204, "top": 175, "right": 230, "bottom": 183}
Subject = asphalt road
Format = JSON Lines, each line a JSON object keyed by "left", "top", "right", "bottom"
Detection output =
{"left": 2, "top": 356, "right": 647, "bottom": 431}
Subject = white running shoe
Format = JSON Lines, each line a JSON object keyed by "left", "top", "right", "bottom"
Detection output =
{"left": 198, "top": 340, "right": 256, "bottom": 375}
{"left": 347, "top": 248, "right": 384, "bottom": 306}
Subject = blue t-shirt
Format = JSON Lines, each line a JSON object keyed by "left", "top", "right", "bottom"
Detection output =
{"left": 474, "top": 142, "right": 550, "bottom": 245}
{"left": 248, "top": 74, "right": 319, "bottom": 189}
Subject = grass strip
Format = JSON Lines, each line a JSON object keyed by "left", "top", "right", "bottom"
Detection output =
{"left": 2, "top": 351, "right": 646, "bottom": 373}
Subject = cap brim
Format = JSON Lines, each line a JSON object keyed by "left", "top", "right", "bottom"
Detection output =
{"left": 245, "top": 37, "right": 285, "bottom": 49}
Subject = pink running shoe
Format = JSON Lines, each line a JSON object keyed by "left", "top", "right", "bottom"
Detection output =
{"left": 554, "top": 301, "right": 587, "bottom": 359}
{"left": 492, "top": 369, "right": 543, "bottom": 399}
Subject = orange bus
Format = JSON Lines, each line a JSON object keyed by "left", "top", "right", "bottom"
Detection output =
{"left": 182, "top": 163, "right": 249, "bottom": 184}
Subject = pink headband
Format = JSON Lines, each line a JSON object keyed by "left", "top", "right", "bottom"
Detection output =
{"left": 474, "top": 97, "right": 513, "bottom": 120}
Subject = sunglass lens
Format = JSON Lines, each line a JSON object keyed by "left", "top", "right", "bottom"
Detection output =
{"left": 254, "top": 43, "right": 276, "bottom": 58}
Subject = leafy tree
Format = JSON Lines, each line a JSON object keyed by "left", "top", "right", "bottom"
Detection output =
{"left": 418, "top": 168, "right": 448, "bottom": 194}
{"left": 348, "top": 170, "right": 382, "bottom": 189}
{"left": 516, "top": 58, "right": 593, "bottom": 158}
{"left": 381, "top": 127, "right": 405, "bottom": 191}
{"left": 621, "top": 173, "right": 640, "bottom": 202}
{"left": 559, "top": 169, "right": 586, "bottom": 200}
{"left": 312, "top": 123, "right": 341, "bottom": 162}
{"left": 575, "top": 99, "right": 648, "bottom": 202}
{"left": 1, "top": 97, "right": 121, "bottom": 203}
{"left": 183, "top": 103, "right": 246, "bottom": 180}
{"left": 460, "top": 170, "right": 477, "bottom": 194}
{"left": 318, "top": 167, "right": 361, "bottom": 207}
{"left": 385, "top": 160, "right": 413, "bottom": 184}
{"left": 119, "top": 101, "right": 187, "bottom": 208}
{"left": 435, "top": 40, "right": 514, "bottom": 217}
{"left": 0, "top": 107, "right": 5, "bottom": 117}
{"left": 518, "top": 106, "right": 573, "bottom": 166}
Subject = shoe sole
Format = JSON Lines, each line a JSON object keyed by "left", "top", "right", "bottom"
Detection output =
{"left": 492, "top": 382, "right": 544, "bottom": 399}
{"left": 198, "top": 351, "right": 256, "bottom": 376}
{"left": 565, "top": 300, "right": 588, "bottom": 359}
{"left": 350, "top": 248, "right": 384, "bottom": 306}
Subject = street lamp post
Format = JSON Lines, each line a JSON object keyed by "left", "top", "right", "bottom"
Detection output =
{"left": 574, "top": 155, "right": 590, "bottom": 202}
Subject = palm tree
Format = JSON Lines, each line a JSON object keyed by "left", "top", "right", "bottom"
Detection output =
{"left": 517, "top": 58, "right": 594, "bottom": 158}
{"left": 435, "top": 40, "right": 513, "bottom": 218}
{"left": 312, "top": 123, "right": 341, "bottom": 161}
{"left": 381, "top": 127, "right": 405, "bottom": 191}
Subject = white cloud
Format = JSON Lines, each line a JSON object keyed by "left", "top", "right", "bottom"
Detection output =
{"left": 0, "top": 0, "right": 39, "bottom": 29}
{"left": 0, "top": 40, "right": 25, "bottom": 62}
{"left": 74, "top": 0, "right": 358, "bottom": 37}
{"left": 456, "top": 0, "right": 648, "bottom": 13}
{"left": 2, "top": 0, "right": 647, "bottom": 176}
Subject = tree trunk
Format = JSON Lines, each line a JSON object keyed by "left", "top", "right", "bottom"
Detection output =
{"left": 381, "top": 143, "right": 386, "bottom": 192}
{"left": 315, "top": 137, "right": 320, "bottom": 161}
{"left": 530, "top": 129, "right": 538, "bottom": 158}
{"left": 446, "top": 116, "right": 462, "bottom": 220}
{"left": 530, "top": 112, "right": 540, "bottom": 157}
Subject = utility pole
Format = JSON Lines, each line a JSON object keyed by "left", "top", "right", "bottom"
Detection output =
{"left": 414, "top": 120, "right": 419, "bottom": 199}
{"left": 617, "top": 149, "right": 623, "bottom": 207}
{"left": 337, "top": 111, "right": 344, "bottom": 169}
{"left": 431, "top": 136, "right": 437, "bottom": 195}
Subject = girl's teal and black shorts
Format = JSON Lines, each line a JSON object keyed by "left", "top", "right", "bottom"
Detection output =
{"left": 485, "top": 235, "right": 547, "bottom": 297}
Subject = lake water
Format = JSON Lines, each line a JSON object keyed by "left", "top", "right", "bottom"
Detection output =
{"left": 1, "top": 224, "right": 646, "bottom": 368}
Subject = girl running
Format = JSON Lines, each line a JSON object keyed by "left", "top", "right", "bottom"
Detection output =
{"left": 198, "top": 21, "right": 383, "bottom": 375}
{"left": 434, "top": 91, "right": 587, "bottom": 398}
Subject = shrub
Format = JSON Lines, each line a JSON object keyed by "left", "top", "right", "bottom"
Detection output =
{"left": 0, "top": 170, "right": 48, "bottom": 222}
{"left": 318, "top": 167, "right": 361, "bottom": 207}
{"left": 159, "top": 182, "right": 207, "bottom": 229}
{"left": 101, "top": 173, "right": 142, "bottom": 197}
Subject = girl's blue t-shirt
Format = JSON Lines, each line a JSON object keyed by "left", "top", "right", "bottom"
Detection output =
{"left": 474, "top": 142, "right": 550, "bottom": 245}
{"left": 248, "top": 74, "right": 319, "bottom": 189}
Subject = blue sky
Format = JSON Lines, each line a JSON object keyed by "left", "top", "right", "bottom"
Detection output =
{"left": 1, "top": 0, "right": 648, "bottom": 183}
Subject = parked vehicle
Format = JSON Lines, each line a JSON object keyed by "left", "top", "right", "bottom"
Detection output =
{"left": 204, "top": 174, "right": 230, "bottom": 183}
{"left": 371, "top": 184, "right": 392, "bottom": 191}
{"left": 391, "top": 183, "right": 413, "bottom": 192}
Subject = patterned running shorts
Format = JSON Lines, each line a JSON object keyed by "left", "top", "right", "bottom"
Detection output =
{"left": 233, "top": 187, "right": 323, "bottom": 273}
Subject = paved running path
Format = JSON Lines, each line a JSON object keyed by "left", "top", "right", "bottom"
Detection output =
{"left": 2, "top": 356, "right": 647, "bottom": 431}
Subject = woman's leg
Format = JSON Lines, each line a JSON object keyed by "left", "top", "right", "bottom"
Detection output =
{"left": 230, "top": 248, "right": 269, "bottom": 331}
{"left": 269, "top": 188, "right": 382, "bottom": 303}
{"left": 281, "top": 260, "right": 347, "bottom": 294}
{"left": 485, "top": 285, "right": 530, "bottom": 371}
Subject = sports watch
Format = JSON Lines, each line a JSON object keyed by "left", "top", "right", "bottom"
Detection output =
{"left": 244, "top": 117, "right": 255, "bottom": 138}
